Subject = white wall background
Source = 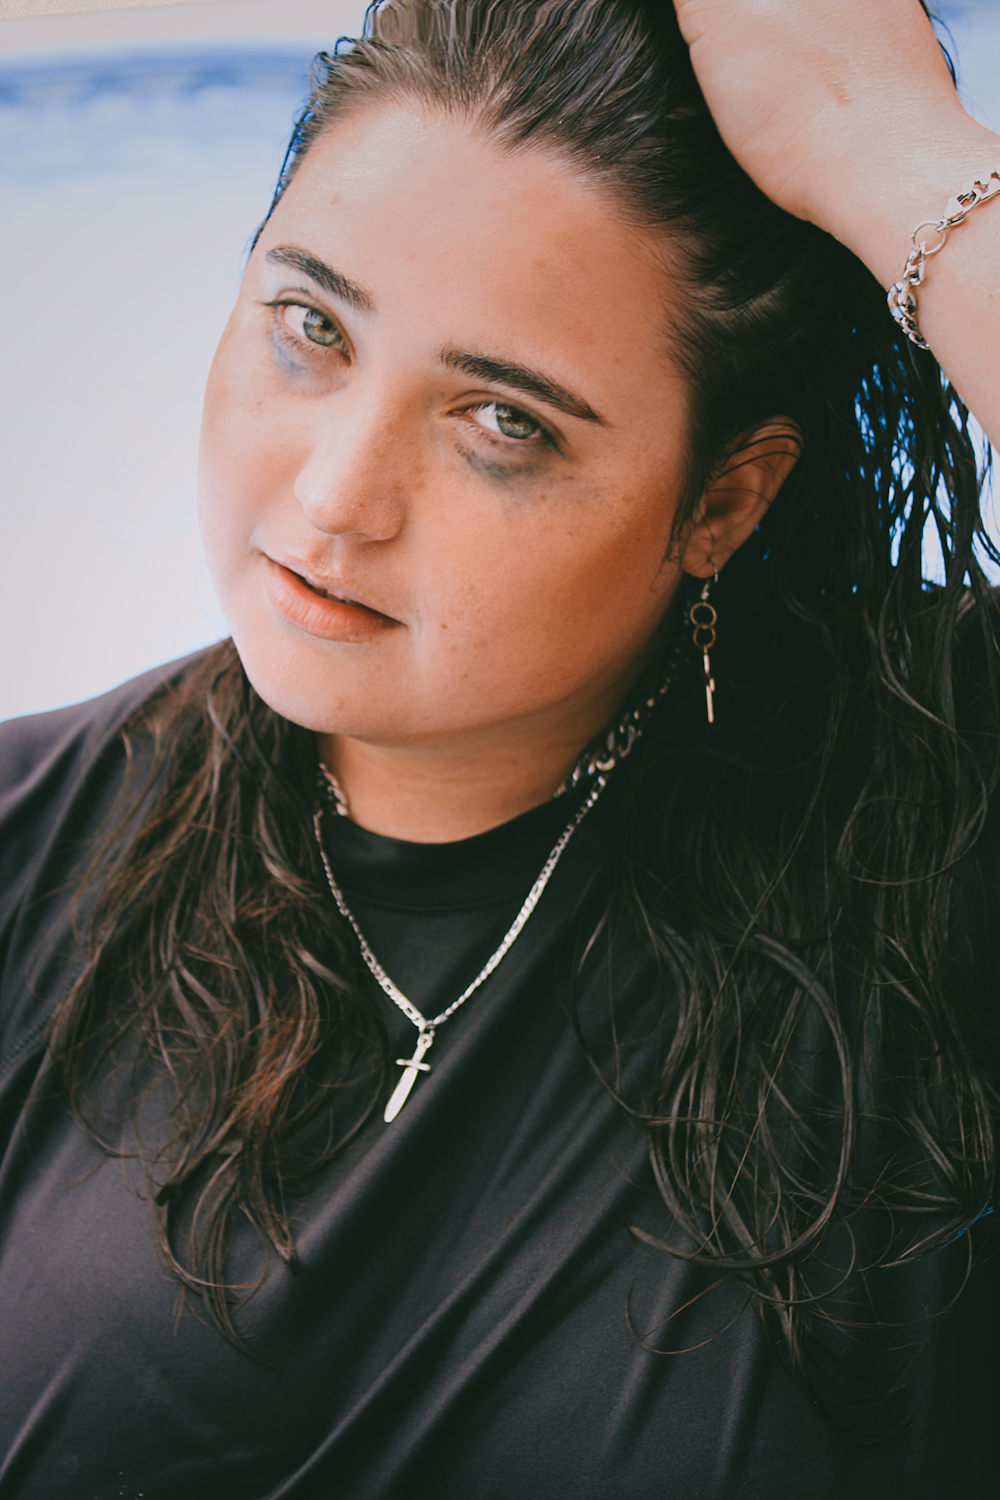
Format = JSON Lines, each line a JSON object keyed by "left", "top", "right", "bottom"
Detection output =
{"left": 1, "top": 0, "right": 998, "bottom": 721}
{"left": 0, "top": 1, "right": 368, "bottom": 720}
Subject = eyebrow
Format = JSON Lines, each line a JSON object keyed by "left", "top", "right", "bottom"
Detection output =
{"left": 265, "top": 245, "right": 375, "bottom": 314}
{"left": 439, "top": 349, "right": 604, "bottom": 425}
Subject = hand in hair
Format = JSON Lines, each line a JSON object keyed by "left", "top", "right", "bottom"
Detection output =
{"left": 673, "top": 0, "right": 1000, "bottom": 448}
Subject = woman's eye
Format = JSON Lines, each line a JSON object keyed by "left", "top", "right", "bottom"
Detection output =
{"left": 281, "top": 303, "right": 346, "bottom": 349}
{"left": 470, "top": 403, "right": 543, "bottom": 442}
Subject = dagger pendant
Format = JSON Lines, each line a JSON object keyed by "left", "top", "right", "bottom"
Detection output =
{"left": 383, "top": 1029, "right": 435, "bottom": 1123}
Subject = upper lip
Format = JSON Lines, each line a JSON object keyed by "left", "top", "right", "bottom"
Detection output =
{"left": 269, "top": 553, "right": 398, "bottom": 620}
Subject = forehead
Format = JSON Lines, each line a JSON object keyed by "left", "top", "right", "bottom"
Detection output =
{"left": 257, "top": 101, "right": 683, "bottom": 400}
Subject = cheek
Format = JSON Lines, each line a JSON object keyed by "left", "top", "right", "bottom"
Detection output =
{"left": 416, "top": 480, "right": 679, "bottom": 702}
{"left": 197, "top": 347, "right": 294, "bottom": 579}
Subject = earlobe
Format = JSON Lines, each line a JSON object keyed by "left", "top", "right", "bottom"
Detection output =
{"left": 682, "top": 418, "right": 802, "bottom": 579}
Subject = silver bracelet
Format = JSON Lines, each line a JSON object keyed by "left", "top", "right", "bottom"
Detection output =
{"left": 887, "top": 165, "right": 1000, "bottom": 350}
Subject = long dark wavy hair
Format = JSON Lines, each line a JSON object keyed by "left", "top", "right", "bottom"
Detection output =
{"left": 53, "top": 0, "right": 1000, "bottom": 1425}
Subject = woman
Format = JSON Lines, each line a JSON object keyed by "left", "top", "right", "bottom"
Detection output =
{"left": 1, "top": 0, "right": 998, "bottom": 1494}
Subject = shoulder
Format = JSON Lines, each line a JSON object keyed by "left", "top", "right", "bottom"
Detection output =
{"left": 2, "top": 660, "right": 178, "bottom": 806}
{"left": 0, "top": 651, "right": 211, "bottom": 863}
{"left": 0, "top": 649, "right": 219, "bottom": 1077}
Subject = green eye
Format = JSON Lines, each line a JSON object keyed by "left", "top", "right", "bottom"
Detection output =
{"left": 301, "top": 307, "right": 343, "bottom": 347}
{"left": 493, "top": 405, "right": 540, "bottom": 440}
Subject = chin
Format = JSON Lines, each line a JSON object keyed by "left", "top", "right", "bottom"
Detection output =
{"left": 230, "top": 628, "right": 379, "bottom": 737}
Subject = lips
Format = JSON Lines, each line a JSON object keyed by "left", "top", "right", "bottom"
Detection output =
{"left": 263, "top": 557, "right": 399, "bottom": 643}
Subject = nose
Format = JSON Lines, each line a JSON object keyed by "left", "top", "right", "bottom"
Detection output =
{"left": 293, "top": 389, "right": 411, "bottom": 542}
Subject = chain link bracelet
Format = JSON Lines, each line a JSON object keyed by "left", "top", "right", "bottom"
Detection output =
{"left": 887, "top": 165, "right": 1000, "bottom": 350}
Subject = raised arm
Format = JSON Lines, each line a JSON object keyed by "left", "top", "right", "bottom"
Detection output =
{"left": 674, "top": 0, "right": 1000, "bottom": 449}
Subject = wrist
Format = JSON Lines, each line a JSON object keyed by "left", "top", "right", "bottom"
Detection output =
{"left": 814, "top": 113, "right": 1000, "bottom": 290}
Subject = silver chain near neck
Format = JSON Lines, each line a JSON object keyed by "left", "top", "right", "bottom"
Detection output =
{"left": 313, "top": 775, "right": 607, "bottom": 1122}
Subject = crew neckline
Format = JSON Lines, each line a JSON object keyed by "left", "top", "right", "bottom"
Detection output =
{"left": 319, "top": 784, "right": 606, "bottom": 911}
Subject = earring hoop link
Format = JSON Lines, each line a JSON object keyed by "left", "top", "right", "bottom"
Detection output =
{"left": 689, "top": 573, "right": 718, "bottom": 725}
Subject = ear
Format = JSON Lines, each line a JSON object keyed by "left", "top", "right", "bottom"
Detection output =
{"left": 680, "top": 419, "right": 802, "bottom": 579}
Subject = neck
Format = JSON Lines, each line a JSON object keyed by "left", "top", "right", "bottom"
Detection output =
{"left": 318, "top": 729, "right": 577, "bottom": 844}
{"left": 317, "top": 679, "right": 645, "bottom": 843}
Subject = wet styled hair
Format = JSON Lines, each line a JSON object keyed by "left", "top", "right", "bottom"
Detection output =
{"left": 54, "top": 0, "right": 1000, "bottom": 1427}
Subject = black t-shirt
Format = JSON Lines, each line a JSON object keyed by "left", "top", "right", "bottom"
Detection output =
{"left": 0, "top": 656, "right": 997, "bottom": 1499}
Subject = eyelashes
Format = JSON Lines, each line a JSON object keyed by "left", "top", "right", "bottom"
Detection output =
{"left": 264, "top": 299, "right": 555, "bottom": 455}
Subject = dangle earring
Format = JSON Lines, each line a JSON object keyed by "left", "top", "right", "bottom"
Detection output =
{"left": 689, "top": 572, "right": 718, "bottom": 725}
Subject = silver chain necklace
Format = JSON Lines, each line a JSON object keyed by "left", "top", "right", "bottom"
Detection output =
{"left": 313, "top": 627, "right": 686, "bottom": 1122}
{"left": 312, "top": 776, "right": 607, "bottom": 1122}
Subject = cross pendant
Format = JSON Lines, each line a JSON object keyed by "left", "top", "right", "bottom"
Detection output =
{"left": 383, "top": 1030, "right": 435, "bottom": 1123}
